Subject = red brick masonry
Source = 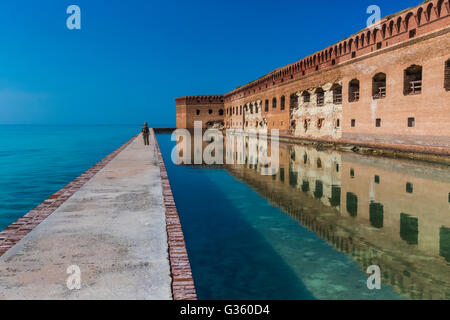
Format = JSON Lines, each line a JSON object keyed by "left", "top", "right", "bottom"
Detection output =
{"left": 152, "top": 129, "right": 198, "bottom": 300}
{"left": 0, "top": 135, "right": 137, "bottom": 257}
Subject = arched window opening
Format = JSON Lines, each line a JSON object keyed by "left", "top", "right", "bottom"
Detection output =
{"left": 437, "top": 0, "right": 444, "bottom": 17}
{"left": 332, "top": 84, "right": 342, "bottom": 104}
{"left": 240, "top": 106, "right": 242, "bottom": 115}
{"left": 426, "top": 3, "right": 433, "bottom": 21}
{"left": 316, "top": 88, "right": 325, "bottom": 106}
{"left": 372, "top": 73, "right": 387, "bottom": 99}
{"left": 302, "top": 91, "right": 310, "bottom": 103}
{"left": 444, "top": 59, "right": 450, "bottom": 91}
{"left": 389, "top": 21, "right": 394, "bottom": 36}
{"left": 196, "top": 109, "right": 200, "bottom": 116}
{"left": 290, "top": 93, "right": 298, "bottom": 110}
{"left": 272, "top": 97, "right": 277, "bottom": 109}
{"left": 417, "top": 8, "right": 423, "bottom": 25}
{"left": 349, "top": 79, "right": 360, "bottom": 102}
{"left": 280, "top": 96, "right": 286, "bottom": 110}
{"left": 265, "top": 100, "right": 269, "bottom": 112}
{"left": 218, "top": 109, "right": 224, "bottom": 116}
{"left": 396, "top": 17, "right": 403, "bottom": 33}
{"left": 208, "top": 109, "right": 213, "bottom": 115}
{"left": 404, "top": 65, "right": 422, "bottom": 95}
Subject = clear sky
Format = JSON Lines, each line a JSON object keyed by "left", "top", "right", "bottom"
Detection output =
{"left": 0, "top": 0, "right": 421, "bottom": 127}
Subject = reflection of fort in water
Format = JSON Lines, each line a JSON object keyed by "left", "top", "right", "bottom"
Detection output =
{"left": 179, "top": 132, "right": 450, "bottom": 300}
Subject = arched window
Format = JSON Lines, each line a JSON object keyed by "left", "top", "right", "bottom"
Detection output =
{"left": 396, "top": 17, "right": 403, "bottom": 33}
{"left": 302, "top": 91, "right": 310, "bottom": 103}
{"left": 389, "top": 20, "right": 394, "bottom": 36}
{"left": 426, "top": 3, "right": 433, "bottom": 21}
{"left": 290, "top": 93, "right": 298, "bottom": 110}
{"left": 373, "top": 73, "right": 387, "bottom": 99}
{"left": 444, "top": 59, "right": 450, "bottom": 91}
{"left": 280, "top": 96, "right": 286, "bottom": 110}
{"left": 404, "top": 65, "right": 422, "bottom": 95}
{"left": 437, "top": 0, "right": 444, "bottom": 18}
{"left": 265, "top": 100, "right": 269, "bottom": 112}
{"left": 315, "top": 88, "right": 325, "bottom": 106}
{"left": 196, "top": 109, "right": 200, "bottom": 116}
{"left": 218, "top": 109, "right": 224, "bottom": 116}
{"left": 208, "top": 109, "right": 213, "bottom": 115}
{"left": 349, "top": 79, "right": 360, "bottom": 102}
{"left": 332, "top": 84, "right": 342, "bottom": 104}
{"left": 272, "top": 97, "right": 277, "bottom": 109}
{"left": 417, "top": 7, "right": 424, "bottom": 25}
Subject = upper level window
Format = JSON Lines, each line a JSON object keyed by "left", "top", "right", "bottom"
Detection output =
{"left": 218, "top": 109, "right": 224, "bottom": 116}
{"left": 290, "top": 93, "right": 298, "bottom": 110}
{"left": 280, "top": 96, "right": 286, "bottom": 110}
{"left": 316, "top": 88, "right": 325, "bottom": 106}
{"left": 272, "top": 97, "right": 277, "bottom": 109}
{"left": 265, "top": 100, "right": 269, "bottom": 112}
{"left": 372, "top": 73, "right": 386, "bottom": 99}
{"left": 208, "top": 109, "right": 213, "bottom": 115}
{"left": 349, "top": 79, "right": 360, "bottom": 102}
{"left": 404, "top": 65, "right": 422, "bottom": 95}
{"left": 332, "top": 84, "right": 342, "bottom": 104}
{"left": 196, "top": 109, "right": 200, "bottom": 115}
{"left": 302, "top": 91, "right": 310, "bottom": 103}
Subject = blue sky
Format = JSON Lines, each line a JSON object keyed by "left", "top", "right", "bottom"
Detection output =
{"left": 0, "top": 0, "right": 420, "bottom": 126}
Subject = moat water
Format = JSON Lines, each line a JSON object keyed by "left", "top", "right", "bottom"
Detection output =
{"left": 157, "top": 132, "right": 450, "bottom": 300}
{"left": 0, "top": 125, "right": 138, "bottom": 231}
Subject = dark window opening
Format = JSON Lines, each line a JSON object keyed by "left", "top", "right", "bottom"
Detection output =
{"left": 290, "top": 93, "right": 298, "bottom": 110}
{"left": 208, "top": 109, "right": 213, "bottom": 115}
{"left": 408, "top": 117, "right": 415, "bottom": 128}
{"left": 317, "top": 158, "right": 322, "bottom": 169}
{"left": 376, "top": 118, "right": 381, "bottom": 127}
{"left": 376, "top": 42, "right": 382, "bottom": 50}
{"left": 317, "top": 118, "right": 325, "bottom": 130}
{"left": 289, "top": 167, "right": 298, "bottom": 187}
{"left": 332, "top": 84, "right": 342, "bottom": 104}
{"left": 440, "top": 227, "right": 450, "bottom": 262}
{"left": 349, "top": 79, "right": 360, "bottom": 102}
{"left": 444, "top": 59, "right": 450, "bottom": 91}
{"left": 346, "top": 193, "right": 358, "bottom": 217}
{"left": 280, "top": 96, "right": 286, "bottom": 110}
{"left": 406, "top": 182, "right": 413, "bottom": 194}
{"left": 302, "top": 91, "right": 310, "bottom": 103}
{"left": 351, "top": 119, "right": 356, "bottom": 127}
{"left": 315, "top": 66, "right": 319, "bottom": 71}
{"left": 400, "top": 213, "right": 418, "bottom": 245}
{"left": 265, "top": 100, "right": 269, "bottom": 112}
{"left": 196, "top": 109, "right": 200, "bottom": 115}
{"left": 279, "top": 168, "right": 285, "bottom": 182}
{"left": 218, "top": 109, "right": 224, "bottom": 116}
{"left": 375, "top": 175, "right": 380, "bottom": 184}
{"left": 314, "top": 180, "right": 323, "bottom": 199}
{"left": 301, "top": 180, "right": 309, "bottom": 192}
{"left": 409, "top": 29, "right": 416, "bottom": 38}
{"left": 370, "top": 202, "right": 384, "bottom": 229}
{"left": 332, "top": 59, "right": 336, "bottom": 65}
{"left": 372, "top": 73, "right": 386, "bottom": 99}
{"left": 272, "top": 97, "right": 277, "bottom": 109}
{"left": 352, "top": 52, "right": 356, "bottom": 58}
{"left": 350, "top": 168, "right": 355, "bottom": 178}
{"left": 336, "top": 119, "right": 340, "bottom": 128}
{"left": 404, "top": 65, "right": 422, "bottom": 95}
{"left": 330, "top": 186, "right": 341, "bottom": 207}
{"left": 316, "top": 88, "right": 325, "bottom": 106}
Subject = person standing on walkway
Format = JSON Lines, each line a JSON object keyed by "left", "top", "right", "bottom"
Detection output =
{"left": 142, "top": 122, "right": 150, "bottom": 146}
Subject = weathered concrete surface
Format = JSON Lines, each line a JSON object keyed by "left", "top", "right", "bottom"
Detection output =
{"left": 0, "top": 132, "right": 172, "bottom": 300}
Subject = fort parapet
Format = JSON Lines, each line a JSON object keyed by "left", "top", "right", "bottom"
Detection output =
{"left": 175, "top": 0, "right": 450, "bottom": 152}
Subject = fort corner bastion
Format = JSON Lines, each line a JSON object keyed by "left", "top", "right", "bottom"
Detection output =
{"left": 175, "top": 0, "right": 450, "bottom": 154}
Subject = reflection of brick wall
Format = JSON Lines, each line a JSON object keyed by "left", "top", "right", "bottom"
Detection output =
{"left": 175, "top": 96, "right": 224, "bottom": 129}
{"left": 176, "top": 0, "right": 450, "bottom": 149}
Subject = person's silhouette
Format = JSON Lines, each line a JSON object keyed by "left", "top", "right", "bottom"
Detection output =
{"left": 142, "top": 122, "right": 150, "bottom": 146}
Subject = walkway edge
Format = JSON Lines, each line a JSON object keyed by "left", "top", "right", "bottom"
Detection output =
{"left": 152, "top": 129, "right": 198, "bottom": 301}
{"left": 0, "top": 135, "right": 138, "bottom": 258}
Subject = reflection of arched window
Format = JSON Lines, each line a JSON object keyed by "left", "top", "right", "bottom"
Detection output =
{"left": 346, "top": 193, "right": 358, "bottom": 217}
{"left": 272, "top": 97, "right": 277, "bottom": 109}
{"left": 349, "top": 79, "right": 360, "bottom": 102}
{"left": 218, "top": 109, "right": 224, "bottom": 116}
{"left": 372, "top": 73, "right": 386, "bottom": 99}
{"left": 315, "top": 88, "right": 324, "bottom": 106}
{"left": 404, "top": 65, "right": 422, "bottom": 95}
{"left": 332, "top": 84, "right": 342, "bottom": 104}
{"left": 302, "top": 91, "right": 310, "bottom": 103}
{"left": 445, "top": 59, "right": 450, "bottom": 91}
{"left": 280, "top": 96, "right": 286, "bottom": 110}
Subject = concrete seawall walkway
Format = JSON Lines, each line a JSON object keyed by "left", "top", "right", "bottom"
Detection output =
{"left": 0, "top": 132, "right": 172, "bottom": 299}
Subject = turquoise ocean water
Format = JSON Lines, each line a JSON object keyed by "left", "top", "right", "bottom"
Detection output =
{"left": 0, "top": 125, "right": 138, "bottom": 231}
